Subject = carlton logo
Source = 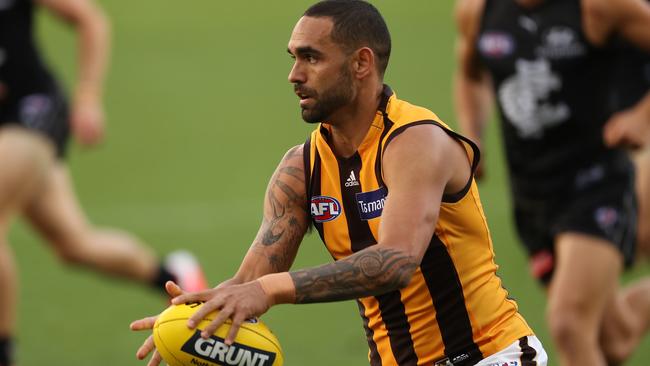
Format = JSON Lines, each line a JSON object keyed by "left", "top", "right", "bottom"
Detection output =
{"left": 310, "top": 196, "right": 341, "bottom": 223}
{"left": 180, "top": 331, "right": 276, "bottom": 366}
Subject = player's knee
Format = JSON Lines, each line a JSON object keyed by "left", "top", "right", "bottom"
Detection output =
{"left": 547, "top": 304, "right": 590, "bottom": 347}
{"left": 51, "top": 238, "right": 89, "bottom": 266}
{"left": 54, "top": 246, "right": 79, "bottom": 265}
{"left": 601, "top": 340, "right": 629, "bottom": 366}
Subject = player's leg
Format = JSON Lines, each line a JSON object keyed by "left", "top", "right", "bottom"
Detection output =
{"left": 23, "top": 163, "right": 207, "bottom": 291}
{"left": 547, "top": 233, "right": 622, "bottom": 366}
{"left": 25, "top": 162, "right": 158, "bottom": 281}
{"left": 633, "top": 146, "right": 650, "bottom": 259}
{"left": 0, "top": 126, "right": 55, "bottom": 366}
{"left": 0, "top": 227, "right": 17, "bottom": 366}
{"left": 599, "top": 277, "right": 650, "bottom": 364}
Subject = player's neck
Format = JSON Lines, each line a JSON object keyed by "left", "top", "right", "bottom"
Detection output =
{"left": 327, "top": 82, "right": 383, "bottom": 158}
{"left": 515, "top": 0, "right": 545, "bottom": 9}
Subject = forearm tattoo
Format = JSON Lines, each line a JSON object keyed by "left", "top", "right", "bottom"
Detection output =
{"left": 290, "top": 247, "right": 418, "bottom": 303}
{"left": 252, "top": 146, "right": 309, "bottom": 272}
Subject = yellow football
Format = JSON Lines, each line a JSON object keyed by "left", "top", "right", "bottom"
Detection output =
{"left": 153, "top": 302, "right": 283, "bottom": 366}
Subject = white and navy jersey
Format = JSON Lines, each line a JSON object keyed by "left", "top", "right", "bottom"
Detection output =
{"left": 477, "top": 0, "right": 624, "bottom": 198}
{"left": 0, "top": 0, "right": 55, "bottom": 104}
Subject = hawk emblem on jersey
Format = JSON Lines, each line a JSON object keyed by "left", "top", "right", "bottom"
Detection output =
{"left": 356, "top": 187, "right": 387, "bottom": 220}
{"left": 498, "top": 58, "right": 570, "bottom": 138}
{"left": 310, "top": 196, "right": 341, "bottom": 223}
{"left": 479, "top": 31, "right": 515, "bottom": 58}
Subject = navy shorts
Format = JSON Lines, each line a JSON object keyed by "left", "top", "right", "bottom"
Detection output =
{"left": 513, "top": 153, "right": 637, "bottom": 284}
{"left": 0, "top": 84, "right": 70, "bottom": 158}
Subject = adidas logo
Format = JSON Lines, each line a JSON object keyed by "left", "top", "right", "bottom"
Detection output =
{"left": 345, "top": 171, "right": 360, "bottom": 187}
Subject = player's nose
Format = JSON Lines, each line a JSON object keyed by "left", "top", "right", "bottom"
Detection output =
{"left": 288, "top": 61, "right": 306, "bottom": 84}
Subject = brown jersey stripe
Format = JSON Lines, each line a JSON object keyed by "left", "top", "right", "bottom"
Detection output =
{"left": 421, "top": 235, "right": 483, "bottom": 364}
{"left": 338, "top": 153, "right": 377, "bottom": 252}
{"left": 357, "top": 300, "right": 382, "bottom": 366}
{"left": 374, "top": 113, "right": 394, "bottom": 189}
{"left": 375, "top": 291, "right": 418, "bottom": 365}
{"left": 519, "top": 336, "right": 537, "bottom": 366}
{"left": 373, "top": 85, "right": 395, "bottom": 188}
{"left": 310, "top": 148, "right": 325, "bottom": 242}
{"left": 303, "top": 136, "right": 312, "bottom": 214}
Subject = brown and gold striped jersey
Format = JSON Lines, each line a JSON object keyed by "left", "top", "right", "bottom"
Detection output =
{"left": 302, "top": 86, "right": 532, "bottom": 366}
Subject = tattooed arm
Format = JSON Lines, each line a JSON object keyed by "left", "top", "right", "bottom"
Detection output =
{"left": 290, "top": 247, "right": 417, "bottom": 303}
{"left": 230, "top": 144, "right": 310, "bottom": 284}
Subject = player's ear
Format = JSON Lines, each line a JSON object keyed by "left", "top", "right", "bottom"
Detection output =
{"left": 353, "top": 47, "right": 374, "bottom": 79}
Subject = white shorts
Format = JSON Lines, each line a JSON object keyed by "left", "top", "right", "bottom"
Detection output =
{"left": 475, "top": 335, "right": 548, "bottom": 366}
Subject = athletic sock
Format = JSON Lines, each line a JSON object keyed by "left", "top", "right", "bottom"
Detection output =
{"left": 152, "top": 263, "right": 176, "bottom": 291}
{"left": 0, "top": 337, "right": 14, "bottom": 366}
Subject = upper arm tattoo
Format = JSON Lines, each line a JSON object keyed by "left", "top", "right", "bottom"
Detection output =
{"left": 252, "top": 146, "right": 309, "bottom": 272}
{"left": 290, "top": 247, "right": 418, "bottom": 303}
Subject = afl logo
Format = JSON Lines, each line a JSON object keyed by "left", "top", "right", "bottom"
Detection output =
{"left": 310, "top": 196, "right": 341, "bottom": 223}
{"left": 478, "top": 31, "right": 515, "bottom": 58}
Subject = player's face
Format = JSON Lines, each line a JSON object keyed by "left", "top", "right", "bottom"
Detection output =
{"left": 287, "top": 16, "right": 355, "bottom": 123}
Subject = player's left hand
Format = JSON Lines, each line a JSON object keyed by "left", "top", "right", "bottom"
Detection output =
{"left": 170, "top": 280, "right": 272, "bottom": 346}
{"left": 71, "top": 89, "right": 105, "bottom": 146}
{"left": 130, "top": 281, "right": 186, "bottom": 366}
{"left": 604, "top": 106, "right": 650, "bottom": 149}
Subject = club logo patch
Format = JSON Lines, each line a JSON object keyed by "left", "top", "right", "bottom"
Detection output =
{"left": 595, "top": 206, "right": 619, "bottom": 235}
{"left": 479, "top": 31, "right": 515, "bottom": 58}
{"left": 181, "top": 331, "right": 276, "bottom": 366}
{"left": 537, "top": 26, "right": 585, "bottom": 59}
{"left": 356, "top": 187, "right": 387, "bottom": 220}
{"left": 310, "top": 196, "right": 341, "bottom": 223}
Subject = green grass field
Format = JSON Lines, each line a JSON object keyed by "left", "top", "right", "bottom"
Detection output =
{"left": 8, "top": 0, "right": 649, "bottom": 364}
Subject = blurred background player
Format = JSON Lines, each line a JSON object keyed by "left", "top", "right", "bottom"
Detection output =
{"left": 132, "top": 1, "right": 547, "bottom": 365}
{"left": 604, "top": 24, "right": 650, "bottom": 259}
{"left": 0, "top": 0, "right": 207, "bottom": 365}
{"left": 455, "top": 0, "right": 650, "bottom": 364}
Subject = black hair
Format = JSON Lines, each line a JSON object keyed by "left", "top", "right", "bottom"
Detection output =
{"left": 304, "top": 0, "right": 392, "bottom": 77}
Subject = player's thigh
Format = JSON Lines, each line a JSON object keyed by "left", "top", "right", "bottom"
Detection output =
{"left": 25, "top": 163, "right": 90, "bottom": 247}
{"left": 0, "top": 125, "right": 53, "bottom": 174}
{"left": 0, "top": 126, "right": 54, "bottom": 212}
{"left": 549, "top": 232, "right": 622, "bottom": 318}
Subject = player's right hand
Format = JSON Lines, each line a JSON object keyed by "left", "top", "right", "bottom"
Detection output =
{"left": 71, "top": 89, "right": 106, "bottom": 147}
{"left": 604, "top": 106, "right": 650, "bottom": 149}
{"left": 130, "top": 281, "right": 185, "bottom": 365}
